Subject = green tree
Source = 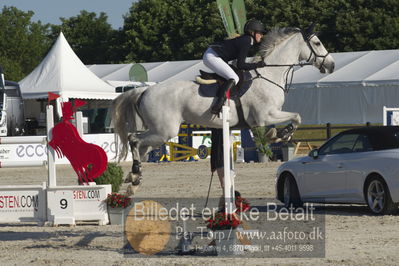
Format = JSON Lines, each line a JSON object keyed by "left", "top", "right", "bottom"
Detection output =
{"left": 0, "top": 6, "right": 51, "bottom": 81}
{"left": 51, "top": 10, "right": 118, "bottom": 64}
{"left": 123, "top": 0, "right": 225, "bottom": 62}
{"left": 334, "top": 0, "right": 399, "bottom": 51}
{"left": 123, "top": 0, "right": 399, "bottom": 61}
{"left": 245, "top": 0, "right": 399, "bottom": 52}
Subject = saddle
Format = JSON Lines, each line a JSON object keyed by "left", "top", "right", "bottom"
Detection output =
{"left": 196, "top": 65, "right": 252, "bottom": 99}
{"left": 196, "top": 65, "right": 253, "bottom": 129}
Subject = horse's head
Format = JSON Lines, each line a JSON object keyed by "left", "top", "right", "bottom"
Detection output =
{"left": 300, "top": 23, "right": 335, "bottom": 73}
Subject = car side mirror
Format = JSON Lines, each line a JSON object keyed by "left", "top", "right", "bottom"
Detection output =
{"left": 309, "top": 149, "right": 319, "bottom": 159}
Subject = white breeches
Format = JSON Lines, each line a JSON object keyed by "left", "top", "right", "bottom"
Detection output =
{"left": 202, "top": 47, "right": 239, "bottom": 84}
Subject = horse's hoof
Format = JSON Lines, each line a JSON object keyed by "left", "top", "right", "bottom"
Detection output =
{"left": 271, "top": 137, "right": 282, "bottom": 143}
{"left": 132, "top": 176, "right": 142, "bottom": 186}
{"left": 126, "top": 183, "right": 141, "bottom": 196}
{"left": 282, "top": 135, "right": 292, "bottom": 142}
{"left": 125, "top": 172, "right": 142, "bottom": 184}
{"left": 124, "top": 173, "right": 134, "bottom": 183}
{"left": 130, "top": 172, "right": 142, "bottom": 186}
{"left": 265, "top": 128, "right": 277, "bottom": 139}
{"left": 126, "top": 184, "right": 135, "bottom": 196}
{"left": 277, "top": 124, "right": 295, "bottom": 139}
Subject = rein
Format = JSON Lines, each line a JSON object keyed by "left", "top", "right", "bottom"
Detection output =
{"left": 252, "top": 62, "right": 311, "bottom": 93}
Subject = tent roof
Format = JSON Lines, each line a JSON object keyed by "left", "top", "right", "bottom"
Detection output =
{"left": 19, "top": 32, "right": 118, "bottom": 100}
{"left": 87, "top": 60, "right": 211, "bottom": 84}
{"left": 88, "top": 49, "right": 399, "bottom": 88}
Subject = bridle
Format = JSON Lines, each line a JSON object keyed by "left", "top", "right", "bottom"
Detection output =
{"left": 302, "top": 31, "right": 330, "bottom": 71}
{"left": 253, "top": 30, "right": 329, "bottom": 93}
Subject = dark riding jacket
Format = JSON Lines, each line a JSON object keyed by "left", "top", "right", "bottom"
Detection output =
{"left": 210, "top": 34, "right": 260, "bottom": 70}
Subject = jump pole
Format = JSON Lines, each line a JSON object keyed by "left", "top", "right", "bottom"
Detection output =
{"left": 0, "top": 105, "right": 56, "bottom": 178}
{"left": 222, "top": 105, "right": 235, "bottom": 214}
{"left": 46, "top": 105, "right": 57, "bottom": 187}
{"left": 0, "top": 136, "right": 46, "bottom": 144}
{"left": 0, "top": 161, "right": 47, "bottom": 168}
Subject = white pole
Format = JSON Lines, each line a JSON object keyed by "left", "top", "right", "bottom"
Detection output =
{"left": 46, "top": 105, "right": 57, "bottom": 187}
{"left": 383, "top": 106, "right": 387, "bottom": 126}
{"left": 75, "top": 111, "right": 84, "bottom": 137}
{"left": 222, "top": 105, "right": 235, "bottom": 214}
{"left": 0, "top": 136, "right": 47, "bottom": 144}
{"left": 0, "top": 161, "right": 46, "bottom": 168}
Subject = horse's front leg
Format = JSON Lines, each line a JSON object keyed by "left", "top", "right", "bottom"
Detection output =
{"left": 264, "top": 110, "right": 301, "bottom": 142}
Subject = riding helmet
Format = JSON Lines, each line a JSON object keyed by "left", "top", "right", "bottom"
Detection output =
{"left": 244, "top": 19, "right": 266, "bottom": 35}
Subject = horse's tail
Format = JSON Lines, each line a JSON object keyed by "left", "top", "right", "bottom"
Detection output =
{"left": 112, "top": 86, "right": 148, "bottom": 161}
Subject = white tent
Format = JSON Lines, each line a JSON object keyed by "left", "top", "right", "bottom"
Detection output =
{"left": 19, "top": 32, "right": 117, "bottom": 100}
{"left": 285, "top": 49, "right": 399, "bottom": 124}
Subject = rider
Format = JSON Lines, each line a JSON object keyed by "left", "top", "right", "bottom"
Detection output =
{"left": 203, "top": 19, "right": 267, "bottom": 114}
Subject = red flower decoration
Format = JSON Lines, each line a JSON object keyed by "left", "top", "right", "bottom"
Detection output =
{"left": 105, "top": 193, "right": 132, "bottom": 208}
{"left": 206, "top": 196, "right": 251, "bottom": 230}
{"left": 206, "top": 212, "right": 241, "bottom": 230}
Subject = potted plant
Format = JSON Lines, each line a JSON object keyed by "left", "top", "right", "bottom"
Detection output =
{"left": 106, "top": 192, "right": 132, "bottom": 209}
{"left": 105, "top": 192, "right": 132, "bottom": 225}
{"left": 252, "top": 126, "right": 273, "bottom": 162}
{"left": 96, "top": 163, "right": 129, "bottom": 225}
{"left": 95, "top": 162, "right": 124, "bottom": 192}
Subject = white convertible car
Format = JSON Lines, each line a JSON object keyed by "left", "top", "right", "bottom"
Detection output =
{"left": 276, "top": 126, "right": 399, "bottom": 214}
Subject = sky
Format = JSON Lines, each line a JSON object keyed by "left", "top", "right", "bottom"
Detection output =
{"left": 1, "top": 0, "right": 137, "bottom": 29}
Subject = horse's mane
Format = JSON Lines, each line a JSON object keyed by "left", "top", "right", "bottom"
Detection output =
{"left": 257, "top": 27, "right": 301, "bottom": 58}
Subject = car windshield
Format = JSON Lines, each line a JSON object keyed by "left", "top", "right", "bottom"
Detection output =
{"left": 319, "top": 134, "right": 358, "bottom": 155}
{"left": 318, "top": 133, "right": 374, "bottom": 155}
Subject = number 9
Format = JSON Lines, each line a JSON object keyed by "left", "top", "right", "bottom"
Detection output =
{"left": 60, "top": 199, "right": 68, "bottom": 209}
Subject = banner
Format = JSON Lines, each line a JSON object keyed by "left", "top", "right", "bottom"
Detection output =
{"left": 217, "top": 0, "right": 237, "bottom": 38}
{"left": 231, "top": 0, "right": 247, "bottom": 34}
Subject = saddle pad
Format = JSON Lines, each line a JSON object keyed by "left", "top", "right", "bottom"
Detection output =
{"left": 198, "top": 71, "right": 253, "bottom": 99}
{"left": 198, "top": 83, "right": 219, "bottom": 97}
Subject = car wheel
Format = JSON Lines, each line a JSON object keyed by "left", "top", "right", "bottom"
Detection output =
{"left": 283, "top": 173, "right": 302, "bottom": 208}
{"left": 365, "top": 176, "right": 397, "bottom": 215}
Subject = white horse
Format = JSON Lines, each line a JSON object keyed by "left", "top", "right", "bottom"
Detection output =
{"left": 112, "top": 25, "right": 335, "bottom": 187}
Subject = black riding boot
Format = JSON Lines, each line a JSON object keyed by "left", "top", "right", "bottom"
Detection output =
{"left": 211, "top": 79, "right": 236, "bottom": 114}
